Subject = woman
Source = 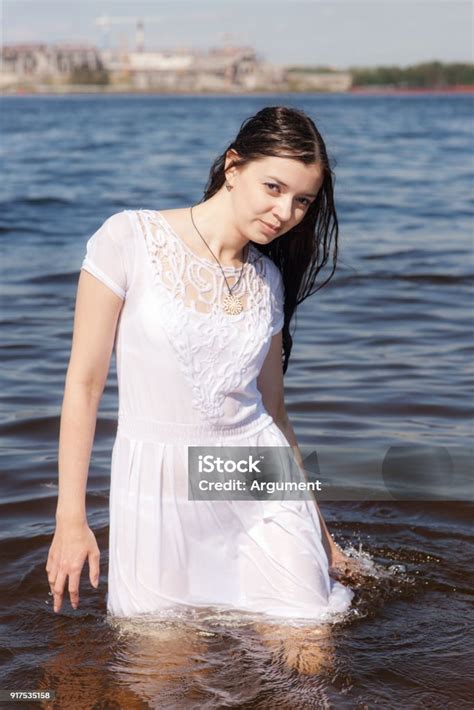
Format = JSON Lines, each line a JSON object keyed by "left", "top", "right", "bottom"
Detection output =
{"left": 46, "top": 106, "right": 356, "bottom": 625}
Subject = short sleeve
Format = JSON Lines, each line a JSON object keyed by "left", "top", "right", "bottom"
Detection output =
{"left": 268, "top": 260, "right": 285, "bottom": 336}
{"left": 81, "top": 211, "right": 131, "bottom": 299}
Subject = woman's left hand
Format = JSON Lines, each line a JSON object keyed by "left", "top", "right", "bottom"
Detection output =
{"left": 328, "top": 544, "right": 366, "bottom": 584}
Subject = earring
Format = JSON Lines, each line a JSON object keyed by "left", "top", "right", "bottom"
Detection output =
{"left": 225, "top": 180, "right": 233, "bottom": 192}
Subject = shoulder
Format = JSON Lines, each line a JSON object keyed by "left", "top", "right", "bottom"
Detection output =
{"left": 257, "top": 251, "right": 284, "bottom": 290}
{"left": 255, "top": 253, "right": 285, "bottom": 333}
{"left": 104, "top": 209, "right": 135, "bottom": 232}
{"left": 157, "top": 207, "right": 188, "bottom": 221}
{"left": 134, "top": 207, "right": 187, "bottom": 225}
{"left": 85, "top": 211, "right": 136, "bottom": 259}
{"left": 100, "top": 210, "right": 137, "bottom": 246}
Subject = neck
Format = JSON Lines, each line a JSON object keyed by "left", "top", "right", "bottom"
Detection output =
{"left": 189, "top": 190, "right": 249, "bottom": 267}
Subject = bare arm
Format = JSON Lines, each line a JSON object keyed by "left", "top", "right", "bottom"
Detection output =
{"left": 46, "top": 270, "right": 124, "bottom": 612}
{"left": 256, "top": 331, "right": 347, "bottom": 567}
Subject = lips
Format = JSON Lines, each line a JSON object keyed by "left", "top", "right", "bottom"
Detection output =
{"left": 260, "top": 220, "right": 280, "bottom": 234}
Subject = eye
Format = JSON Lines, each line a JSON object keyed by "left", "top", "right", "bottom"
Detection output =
{"left": 264, "top": 182, "right": 280, "bottom": 192}
{"left": 264, "top": 183, "right": 311, "bottom": 207}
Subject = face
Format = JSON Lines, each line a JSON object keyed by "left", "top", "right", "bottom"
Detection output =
{"left": 225, "top": 152, "right": 324, "bottom": 243}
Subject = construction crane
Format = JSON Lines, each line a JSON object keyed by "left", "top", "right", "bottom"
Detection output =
{"left": 95, "top": 15, "right": 163, "bottom": 52}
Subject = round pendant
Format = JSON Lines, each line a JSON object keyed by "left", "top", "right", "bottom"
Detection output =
{"left": 223, "top": 294, "right": 244, "bottom": 315}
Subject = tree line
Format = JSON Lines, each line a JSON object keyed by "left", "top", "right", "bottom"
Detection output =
{"left": 287, "top": 62, "right": 473, "bottom": 87}
{"left": 351, "top": 61, "right": 473, "bottom": 87}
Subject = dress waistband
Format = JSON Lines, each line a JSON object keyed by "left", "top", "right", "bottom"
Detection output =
{"left": 116, "top": 412, "right": 275, "bottom": 445}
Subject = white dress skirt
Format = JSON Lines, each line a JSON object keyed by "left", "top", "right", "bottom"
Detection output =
{"left": 81, "top": 208, "right": 354, "bottom": 620}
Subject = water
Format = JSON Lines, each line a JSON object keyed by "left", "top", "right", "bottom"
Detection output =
{"left": 1, "top": 93, "right": 473, "bottom": 708}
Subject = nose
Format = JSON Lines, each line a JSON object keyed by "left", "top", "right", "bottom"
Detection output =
{"left": 272, "top": 197, "right": 293, "bottom": 224}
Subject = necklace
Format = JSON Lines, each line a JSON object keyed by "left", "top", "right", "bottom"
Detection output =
{"left": 189, "top": 205, "right": 249, "bottom": 315}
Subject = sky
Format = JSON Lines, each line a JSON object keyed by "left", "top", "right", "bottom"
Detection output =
{"left": 1, "top": 0, "right": 472, "bottom": 68}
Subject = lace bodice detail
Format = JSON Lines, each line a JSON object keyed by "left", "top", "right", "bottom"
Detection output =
{"left": 82, "top": 208, "right": 285, "bottom": 426}
{"left": 136, "top": 209, "right": 268, "bottom": 316}
{"left": 132, "top": 209, "right": 283, "bottom": 423}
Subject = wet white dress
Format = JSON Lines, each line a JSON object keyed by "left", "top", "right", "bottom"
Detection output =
{"left": 81, "top": 209, "right": 354, "bottom": 620}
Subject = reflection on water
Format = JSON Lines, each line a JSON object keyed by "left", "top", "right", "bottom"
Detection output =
{"left": 33, "top": 549, "right": 430, "bottom": 709}
{"left": 2, "top": 501, "right": 472, "bottom": 707}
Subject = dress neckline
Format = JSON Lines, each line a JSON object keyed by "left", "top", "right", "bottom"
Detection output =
{"left": 143, "top": 209, "right": 257, "bottom": 272}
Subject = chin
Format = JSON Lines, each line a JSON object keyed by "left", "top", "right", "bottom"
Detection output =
{"left": 251, "top": 232, "right": 273, "bottom": 243}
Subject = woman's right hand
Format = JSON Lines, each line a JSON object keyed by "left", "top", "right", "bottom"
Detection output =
{"left": 45, "top": 520, "right": 100, "bottom": 613}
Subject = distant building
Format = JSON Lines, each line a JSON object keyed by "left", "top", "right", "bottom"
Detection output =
{"left": 1, "top": 42, "right": 351, "bottom": 93}
{"left": 102, "top": 45, "right": 285, "bottom": 91}
{"left": 1, "top": 43, "right": 104, "bottom": 86}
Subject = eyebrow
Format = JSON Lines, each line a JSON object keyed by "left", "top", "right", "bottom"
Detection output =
{"left": 264, "top": 176, "right": 318, "bottom": 198}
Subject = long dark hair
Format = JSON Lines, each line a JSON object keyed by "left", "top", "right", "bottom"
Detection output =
{"left": 202, "top": 106, "right": 339, "bottom": 374}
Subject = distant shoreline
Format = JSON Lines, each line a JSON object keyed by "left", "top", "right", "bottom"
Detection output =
{"left": 2, "top": 84, "right": 473, "bottom": 97}
{"left": 349, "top": 84, "right": 474, "bottom": 95}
